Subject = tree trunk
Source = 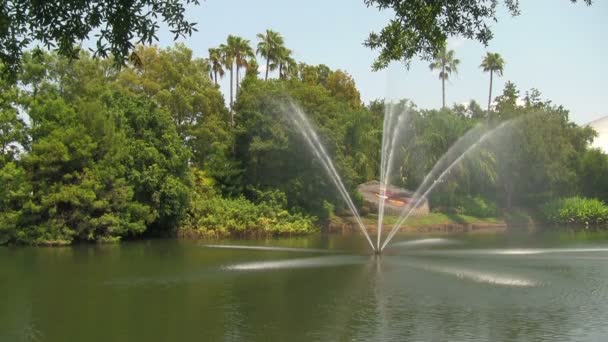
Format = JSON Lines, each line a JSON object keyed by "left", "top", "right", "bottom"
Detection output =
{"left": 214, "top": 70, "right": 218, "bottom": 86}
{"left": 265, "top": 57, "right": 270, "bottom": 81}
{"left": 441, "top": 66, "right": 446, "bottom": 109}
{"left": 236, "top": 63, "right": 240, "bottom": 96}
{"left": 279, "top": 63, "right": 283, "bottom": 80}
{"left": 487, "top": 70, "right": 493, "bottom": 118}
{"left": 230, "top": 64, "right": 234, "bottom": 125}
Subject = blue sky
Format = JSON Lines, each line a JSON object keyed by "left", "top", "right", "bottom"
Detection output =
{"left": 153, "top": 0, "right": 607, "bottom": 124}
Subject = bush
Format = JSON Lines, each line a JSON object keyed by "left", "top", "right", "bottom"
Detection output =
{"left": 542, "top": 197, "right": 608, "bottom": 226}
{"left": 180, "top": 169, "right": 318, "bottom": 238}
{"left": 431, "top": 194, "right": 498, "bottom": 218}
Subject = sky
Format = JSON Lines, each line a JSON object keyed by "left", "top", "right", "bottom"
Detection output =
{"left": 151, "top": 0, "right": 607, "bottom": 125}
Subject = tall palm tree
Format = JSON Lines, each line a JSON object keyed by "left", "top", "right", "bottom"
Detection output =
{"left": 256, "top": 29, "right": 284, "bottom": 80}
{"left": 480, "top": 52, "right": 505, "bottom": 115}
{"left": 208, "top": 47, "right": 224, "bottom": 86}
{"left": 233, "top": 37, "right": 254, "bottom": 95}
{"left": 282, "top": 56, "right": 298, "bottom": 79}
{"left": 273, "top": 46, "right": 294, "bottom": 80}
{"left": 220, "top": 38, "right": 236, "bottom": 123}
{"left": 429, "top": 46, "right": 460, "bottom": 109}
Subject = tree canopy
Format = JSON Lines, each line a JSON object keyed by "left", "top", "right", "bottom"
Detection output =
{"left": 364, "top": 0, "right": 592, "bottom": 70}
{"left": 0, "top": 0, "right": 200, "bottom": 77}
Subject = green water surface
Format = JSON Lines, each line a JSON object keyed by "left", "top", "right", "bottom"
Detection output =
{"left": 1, "top": 230, "right": 608, "bottom": 341}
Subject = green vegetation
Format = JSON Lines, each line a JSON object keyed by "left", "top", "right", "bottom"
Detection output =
{"left": 480, "top": 52, "right": 506, "bottom": 114}
{"left": 181, "top": 170, "right": 316, "bottom": 238}
{"left": 429, "top": 46, "right": 460, "bottom": 109}
{"left": 1, "top": 20, "right": 608, "bottom": 245}
{"left": 542, "top": 197, "right": 608, "bottom": 226}
{"left": 0, "top": 0, "right": 201, "bottom": 77}
{"left": 364, "top": 0, "right": 592, "bottom": 69}
{"left": 357, "top": 213, "right": 502, "bottom": 229}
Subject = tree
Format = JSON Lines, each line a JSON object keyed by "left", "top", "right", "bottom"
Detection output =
{"left": 488, "top": 84, "right": 595, "bottom": 208}
{"left": 325, "top": 70, "right": 362, "bottom": 108}
{"left": 363, "top": 0, "right": 591, "bottom": 70}
{"left": 233, "top": 37, "right": 254, "bottom": 96}
{"left": 273, "top": 47, "right": 294, "bottom": 80}
{"left": 429, "top": 46, "right": 459, "bottom": 109}
{"left": 246, "top": 58, "right": 259, "bottom": 78}
{"left": 221, "top": 36, "right": 238, "bottom": 119}
{"left": 256, "top": 30, "right": 284, "bottom": 81}
{"left": 233, "top": 77, "right": 377, "bottom": 215}
{"left": 208, "top": 48, "right": 225, "bottom": 86}
{"left": 579, "top": 149, "right": 608, "bottom": 202}
{"left": 0, "top": 49, "right": 193, "bottom": 245}
{"left": 480, "top": 52, "right": 505, "bottom": 114}
{"left": 0, "top": 0, "right": 201, "bottom": 78}
{"left": 0, "top": 78, "right": 27, "bottom": 164}
{"left": 116, "top": 45, "right": 229, "bottom": 178}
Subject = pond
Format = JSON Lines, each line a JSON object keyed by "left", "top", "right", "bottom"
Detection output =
{"left": 2, "top": 230, "right": 608, "bottom": 341}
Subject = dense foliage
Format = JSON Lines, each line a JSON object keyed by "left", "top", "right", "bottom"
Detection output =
{"left": 181, "top": 170, "right": 316, "bottom": 238}
{"left": 0, "top": 0, "right": 200, "bottom": 76}
{"left": 542, "top": 197, "right": 608, "bottom": 226}
{"left": 1, "top": 34, "right": 607, "bottom": 244}
{"left": 364, "top": 0, "right": 592, "bottom": 69}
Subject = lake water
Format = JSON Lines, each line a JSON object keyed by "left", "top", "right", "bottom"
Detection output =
{"left": 2, "top": 230, "right": 608, "bottom": 341}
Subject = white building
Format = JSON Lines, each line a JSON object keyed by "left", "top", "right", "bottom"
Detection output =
{"left": 588, "top": 116, "right": 608, "bottom": 153}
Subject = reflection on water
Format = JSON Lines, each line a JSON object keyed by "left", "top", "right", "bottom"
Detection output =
{"left": 389, "top": 237, "right": 461, "bottom": 248}
{"left": 1, "top": 231, "right": 608, "bottom": 341}
{"left": 406, "top": 247, "right": 608, "bottom": 256}
{"left": 224, "top": 256, "right": 366, "bottom": 271}
{"left": 204, "top": 244, "right": 333, "bottom": 253}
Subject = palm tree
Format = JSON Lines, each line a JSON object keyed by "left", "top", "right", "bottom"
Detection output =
{"left": 282, "top": 56, "right": 298, "bottom": 80}
{"left": 233, "top": 37, "right": 254, "bottom": 95}
{"left": 480, "top": 52, "right": 505, "bottom": 115}
{"left": 208, "top": 48, "right": 224, "bottom": 86}
{"left": 220, "top": 38, "right": 236, "bottom": 123}
{"left": 256, "top": 29, "right": 284, "bottom": 80}
{"left": 246, "top": 57, "right": 259, "bottom": 78}
{"left": 273, "top": 46, "right": 294, "bottom": 80}
{"left": 429, "top": 46, "right": 460, "bottom": 109}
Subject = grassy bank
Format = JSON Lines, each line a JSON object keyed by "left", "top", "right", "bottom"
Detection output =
{"left": 329, "top": 213, "right": 505, "bottom": 233}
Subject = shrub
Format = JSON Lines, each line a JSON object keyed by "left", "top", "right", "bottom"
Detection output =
{"left": 459, "top": 196, "right": 498, "bottom": 217}
{"left": 542, "top": 197, "right": 608, "bottom": 226}
{"left": 431, "top": 194, "right": 498, "bottom": 217}
{"left": 181, "top": 169, "right": 318, "bottom": 237}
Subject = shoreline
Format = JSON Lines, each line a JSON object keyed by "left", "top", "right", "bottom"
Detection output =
{"left": 326, "top": 217, "right": 508, "bottom": 234}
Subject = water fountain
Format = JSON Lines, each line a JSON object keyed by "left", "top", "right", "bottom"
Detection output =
{"left": 285, "top": 100, "right": 519, "bottom": 254}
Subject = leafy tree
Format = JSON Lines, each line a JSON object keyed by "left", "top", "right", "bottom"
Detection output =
{"left": 256, "top": 30, "right": 285, "bottom": 81}
{"left": 579, "top": 149, "right": 608, "bottom": 202}
{"left": 480, "top": 52, "right": 505, "bottom": 114}
{"left": 429, "top": 46, "right": 460, "bottom": 108}
{"left": 115, "top": 45, "right": 231, "bottom": 185}
{"left": 488, "top": 85, "right": 595, "bottom": 208}
{"left": 0, "top": 0, "right": 201, "bottom": 77}
{"left": 325, "top": 70, "right": 362, "bottom": 108}
{"left": 0, "top": 50, "right": 192, "bottom": 244}
{"left": 233, "top": 77, "right": 378, "bottom": 215}
{"left": 0, "top": 162, "right": 30, "bottom": 244}
{"left": 0, "top": 78, "right": 27, "bottom": 164}
{"left": 363, "top": 0, "right": 591, "bottom": 70}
